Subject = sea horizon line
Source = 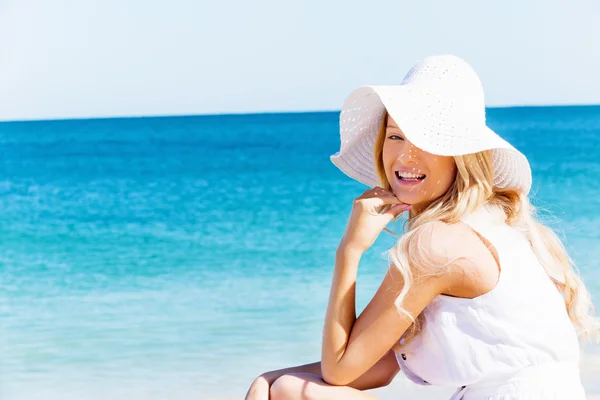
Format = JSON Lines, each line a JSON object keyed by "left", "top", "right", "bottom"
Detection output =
{"left": 2, "top": 103, "right": 600, "bottom": 124}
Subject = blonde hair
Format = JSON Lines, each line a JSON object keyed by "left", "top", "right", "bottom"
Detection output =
{"left": 374, "top": 111, "right": 600, "bottom": 347}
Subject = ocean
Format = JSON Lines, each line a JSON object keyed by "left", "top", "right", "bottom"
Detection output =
{"left": 1, "top": 107, "right": 600, "bottom": 399}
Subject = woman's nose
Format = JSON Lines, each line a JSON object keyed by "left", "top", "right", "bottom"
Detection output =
{"left": 398, "top": 144, "right": 420, "bottom": 162}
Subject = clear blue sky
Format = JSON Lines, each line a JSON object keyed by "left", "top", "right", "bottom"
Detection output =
{"left": 1, "top": 0, "right": 600, "bottom": 121}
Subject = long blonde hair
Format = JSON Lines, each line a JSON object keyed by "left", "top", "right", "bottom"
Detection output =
{"left": 374, "top": 112, "right": 600, "bottom": 347}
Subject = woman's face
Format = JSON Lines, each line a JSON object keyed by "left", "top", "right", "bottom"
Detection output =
{"left": 382, "top": 115, "right": 457, "bottom": 213}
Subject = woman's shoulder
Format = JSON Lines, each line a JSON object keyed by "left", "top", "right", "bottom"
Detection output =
{"left": 407, "top": 220, "right": 500, "bottom": 297}
{"left": 409, "top": 219, "right": 475, "bottom": 258}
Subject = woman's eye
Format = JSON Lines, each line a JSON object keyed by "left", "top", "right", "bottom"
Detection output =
{"left": 388, "top": 135, "right": 404, "bottom": 140}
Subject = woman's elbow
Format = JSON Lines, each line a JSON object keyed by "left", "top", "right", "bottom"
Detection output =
{"left": 321, "top": 373, "right": 351, "bottom": 387}
{"left": 320, "top": 365, "right": 354, "bottom": 387}
{"left": 379, "top": 372, "right": 396, "bottom": 388}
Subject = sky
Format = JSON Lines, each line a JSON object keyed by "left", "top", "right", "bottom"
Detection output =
{"left": 1, "top": 0, "right": 600, "bottom": 121}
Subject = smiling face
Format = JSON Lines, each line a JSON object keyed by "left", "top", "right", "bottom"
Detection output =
{"left": 381, "top": 113, "right": 458, "bottom": 213}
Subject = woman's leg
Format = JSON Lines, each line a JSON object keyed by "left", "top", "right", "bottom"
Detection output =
{"left": 270, "top": 373, "right": 380, "bottom": 400}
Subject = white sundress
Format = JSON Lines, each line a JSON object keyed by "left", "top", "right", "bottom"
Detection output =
{"left": 393, "top": 205, "right": 586, "bottom": 399}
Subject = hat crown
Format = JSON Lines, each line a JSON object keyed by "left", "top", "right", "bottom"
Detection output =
{"left": 401, "top": 55, "right": 486, "bottom": 123}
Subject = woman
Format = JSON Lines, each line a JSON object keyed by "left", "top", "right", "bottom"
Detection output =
{"left": 245, "top": 55, "right": 600, "bottom": 399}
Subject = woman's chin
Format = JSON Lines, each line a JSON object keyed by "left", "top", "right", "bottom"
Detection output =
{"left": 389, "top": 185, "right": 430, "bottom": 207}
{"left": 391, "top": 192, "right": 417, "bottom": 205}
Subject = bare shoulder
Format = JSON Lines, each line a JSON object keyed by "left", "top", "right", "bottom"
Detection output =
{"left": 407, "top": 220, "right": 475, "bottom": 264}
{"left": 409, "top": 220, "right": 500, "bottom": 298}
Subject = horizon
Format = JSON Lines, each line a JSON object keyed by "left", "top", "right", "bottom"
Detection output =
{"left": 2, "top": 103, "right": 600, "bottom": 124}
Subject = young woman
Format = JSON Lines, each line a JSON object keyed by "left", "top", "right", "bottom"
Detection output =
{"left": 244, "top": 55, "right": 600, "bottom": 399}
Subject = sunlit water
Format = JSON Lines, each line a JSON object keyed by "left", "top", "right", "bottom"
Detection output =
{"left": 1, "top": 107, "right": 599, "bottom": 399}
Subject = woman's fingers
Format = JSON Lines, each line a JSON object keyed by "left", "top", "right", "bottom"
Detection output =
{"left": 363, "top": 187, "right": 407, "bottom": 206}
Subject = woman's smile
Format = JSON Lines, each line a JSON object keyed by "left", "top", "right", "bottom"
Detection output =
{"left": 394, "top": 167, "right": 427, "bottom": 186}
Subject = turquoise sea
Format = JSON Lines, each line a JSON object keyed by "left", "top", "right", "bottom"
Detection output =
{"left": 1, "top": 107, "right": 600, "bottom": 399}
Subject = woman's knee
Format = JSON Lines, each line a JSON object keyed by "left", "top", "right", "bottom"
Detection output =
{"left": 270, "top": 373, "right": 321, "bottom": 400}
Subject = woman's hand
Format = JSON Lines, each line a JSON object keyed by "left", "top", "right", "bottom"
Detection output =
{"left": 340, "top": 187, "right": 411, "bottom": 254}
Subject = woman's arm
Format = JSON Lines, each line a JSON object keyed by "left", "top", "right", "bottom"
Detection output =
{"left": 245, "top": 350, "right": 399, "bottom": 399}
{"left": 321, "top": 222, "right": 459, "bottom": 386}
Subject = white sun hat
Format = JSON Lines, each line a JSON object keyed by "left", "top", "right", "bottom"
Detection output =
{"left": 330, "top": 55, "right": 532, "bottom": 194}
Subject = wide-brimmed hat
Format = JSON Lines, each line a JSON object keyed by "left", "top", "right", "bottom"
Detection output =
{"left": 330, "top": 55, "right": 532, "bottom": 194}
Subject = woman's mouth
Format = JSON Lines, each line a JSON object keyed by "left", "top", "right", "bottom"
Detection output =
{"left": 395, "top": 171, "right": 426, "bottom": 186}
